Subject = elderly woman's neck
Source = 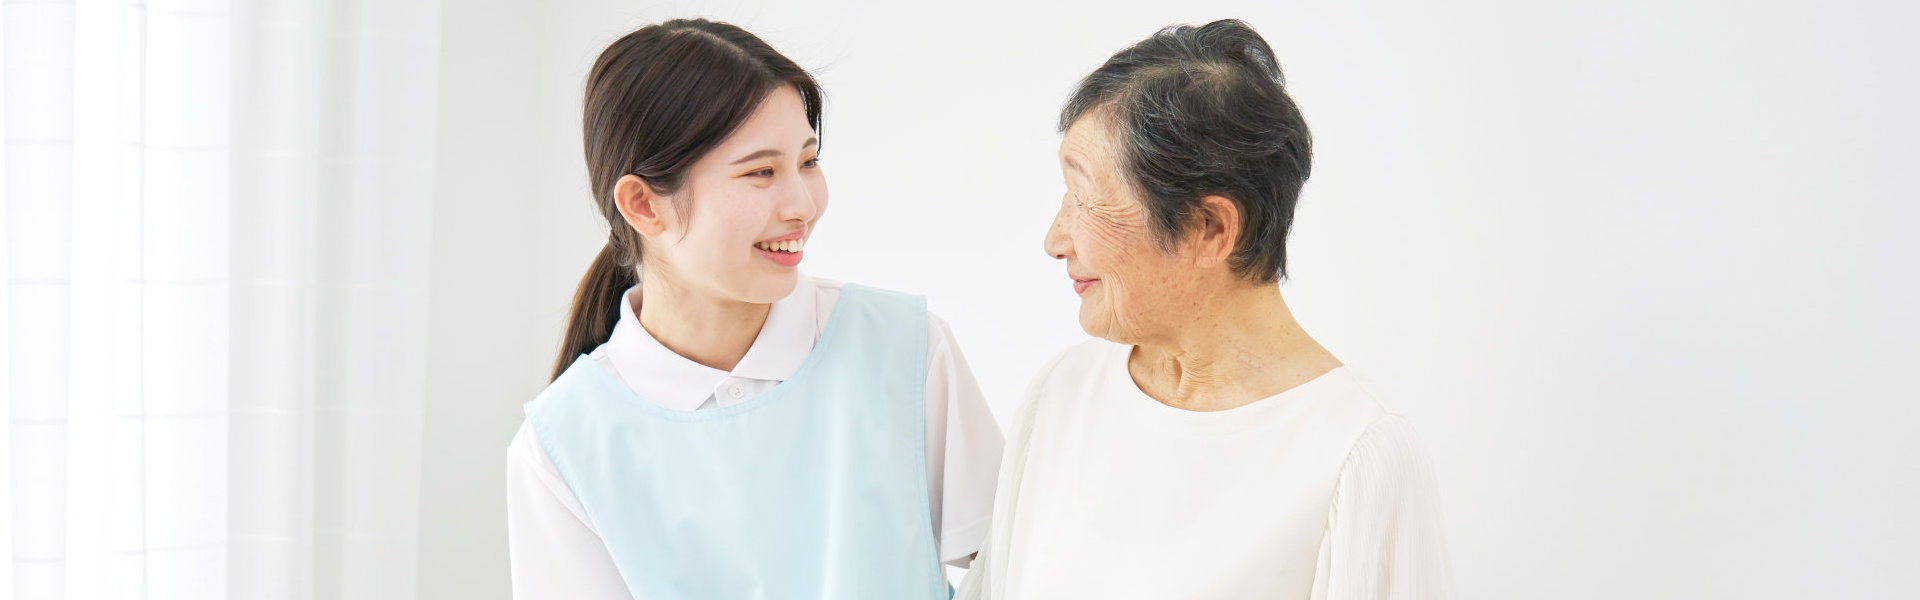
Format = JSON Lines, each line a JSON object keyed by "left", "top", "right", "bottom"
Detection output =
{"left": 1127, "top": 283, "right": 1341, "bottom": 412}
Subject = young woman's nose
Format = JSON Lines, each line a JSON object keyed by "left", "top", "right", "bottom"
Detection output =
{"left": 775, "top": 176, "right": 821, "bottom": 223}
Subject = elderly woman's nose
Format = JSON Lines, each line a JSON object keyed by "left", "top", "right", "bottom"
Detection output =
{"left": 1044, "top": 203, "right": 1073, "bottom": 259}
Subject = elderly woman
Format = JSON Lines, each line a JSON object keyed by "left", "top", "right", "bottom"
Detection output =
{"left": 961, "top": 20, "right": 1452, "bottom": 600}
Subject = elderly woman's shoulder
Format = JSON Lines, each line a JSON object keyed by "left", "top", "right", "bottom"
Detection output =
{"left": 1025, "top": 337, "right": 1127, "bottom": 390}
{"left": 1057, "top": 337, "right": 1129, "bottom": 371}
{"left": 1300, "top": 366, "right": 1398, "bottom": 423}
{"left": 999, "top": 338, "right": 1123, "bottom": 436}
{"left": 1011, "top": 338, "right": 1117, "bottom": 404}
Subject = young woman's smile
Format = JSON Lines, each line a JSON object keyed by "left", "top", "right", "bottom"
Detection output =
{"left": 753, "top": 228, "right": 807, "bottom": 267}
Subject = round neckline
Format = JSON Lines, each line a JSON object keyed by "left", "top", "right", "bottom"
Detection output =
{"left": 1106, "top": 341, "right": 1350, "bottom": 435}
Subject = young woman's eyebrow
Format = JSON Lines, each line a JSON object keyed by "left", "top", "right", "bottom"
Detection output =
{"left": 728, "top": 138, "right": 820, "bottom": 166}
{"left": 730, "top": 149, "right": 783, "bottom": 165}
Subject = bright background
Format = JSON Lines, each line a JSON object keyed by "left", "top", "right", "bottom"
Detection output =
{"left": 6, "top": 0, "right": 1917, "bottom": 598}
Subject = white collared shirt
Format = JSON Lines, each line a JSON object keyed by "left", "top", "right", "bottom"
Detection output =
{"left": 507, "top": 274, "right": 1005, "bottom": 599}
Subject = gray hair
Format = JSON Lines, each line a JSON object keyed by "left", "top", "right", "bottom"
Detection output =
{"left": 1060, "top": 19, "right": 1312, "bottom": 284}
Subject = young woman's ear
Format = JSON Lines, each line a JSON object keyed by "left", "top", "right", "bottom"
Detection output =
{"left": 614, "top": 174, "right": 670, "bottom": 236}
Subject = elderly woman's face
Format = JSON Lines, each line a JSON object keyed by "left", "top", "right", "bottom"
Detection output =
{"left": 1046, "top": 116, "right": 1206, "bottom": 343}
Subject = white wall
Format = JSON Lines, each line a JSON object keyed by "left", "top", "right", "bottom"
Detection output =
{"left": 423, "top": 1, "right": 1920, "bottom": 598}
{"left": 418, "top": 0, "right": 546, "bottom": 598}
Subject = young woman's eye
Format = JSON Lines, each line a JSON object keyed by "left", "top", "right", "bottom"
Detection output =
{"left": 747, "top": 168, "right": 774, "bottom": 178}
{"left": 802, "top": 157, "right": 820, "bottom": 168}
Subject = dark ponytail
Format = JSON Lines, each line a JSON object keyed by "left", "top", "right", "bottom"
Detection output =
{"left": 551, "top": 19, "right": 822, "bottom": 381}
{"left": 552, "top": 240, "right": 641, "bottom": 380}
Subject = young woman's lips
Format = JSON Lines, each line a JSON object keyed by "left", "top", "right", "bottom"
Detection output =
{"left": 757, "top": 246, "right": 803, "bottom": 267}
{"left": 755, "top": 230, "right": 806, "bottom": 267}
{"left": 1072, "top": 277, "right": 1098, "bottom": 294}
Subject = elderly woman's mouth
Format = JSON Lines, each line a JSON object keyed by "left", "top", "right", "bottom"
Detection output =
{"left": 1071, "top": 276, "right": 1099, "bottom": 294}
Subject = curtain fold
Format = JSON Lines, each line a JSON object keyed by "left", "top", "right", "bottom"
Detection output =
{"left": 4, "top": 1, "right": 442, "bottom": 598}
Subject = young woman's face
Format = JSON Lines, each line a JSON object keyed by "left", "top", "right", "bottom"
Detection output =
{"left": 646, "top": 85, "right": 826, "bottom": 304}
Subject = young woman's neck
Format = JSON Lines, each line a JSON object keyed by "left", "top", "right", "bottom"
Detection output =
{"left": 634, "top": 266, "right": 770, "bottom": 372}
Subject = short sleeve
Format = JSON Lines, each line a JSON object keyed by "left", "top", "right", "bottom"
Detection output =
{"left": 923, "top": 313, "right": 1006, "bottom": 567}
{"left": 505, "top": 422, "right": 633, "bottom": 599}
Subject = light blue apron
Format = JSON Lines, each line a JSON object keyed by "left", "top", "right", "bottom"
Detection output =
{"left": 525, "top": 283, "right": 946, "bottom": 600}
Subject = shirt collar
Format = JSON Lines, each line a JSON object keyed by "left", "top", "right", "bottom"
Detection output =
{"left": 730, "top": 274, "right": 818, "bottom": 382}
{"left": 602, "top": 274, "right": 819, "bottom": 411}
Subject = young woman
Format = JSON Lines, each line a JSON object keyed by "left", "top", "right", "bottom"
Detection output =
{"left": 504, "top": 19, "right": 1004, "bottom": 599}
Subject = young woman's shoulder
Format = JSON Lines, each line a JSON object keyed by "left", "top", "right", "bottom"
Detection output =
{"left": 811, "top": 276, "right": 921, "bottom": 302}
{"left": 808, "top": 275, "right": 929, "bottom": 320}
{"left": 809, "top": 274, "right": 846, "bottom": 294}
{"left": 808, "top": 275, "right": 909, "bottom": 307}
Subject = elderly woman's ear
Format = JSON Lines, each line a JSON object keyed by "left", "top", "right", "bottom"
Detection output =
{"left": 1189, "top": 195, "right": 1243, "bottom": 270}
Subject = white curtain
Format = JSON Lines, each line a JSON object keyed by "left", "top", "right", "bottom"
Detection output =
{"left": 3, "top": 1, "right": 443, "bottom": 598}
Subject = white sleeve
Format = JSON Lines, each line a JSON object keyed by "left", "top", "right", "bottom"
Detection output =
{"left": 956, "top": 348, "right": 1067, "bottom": 600}
{"left": 1311, "top": 415, "right": 1455, "bottom": 600}
{"left": 923, "top": 313, "right": 1006, "bottom": 568}
{"left": 506, "top": 422, "right": 634, "bottom": 600}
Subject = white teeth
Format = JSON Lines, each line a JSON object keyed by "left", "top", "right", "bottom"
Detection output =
{"left": 757, "top": 238, "right": 804, "bottom": 253}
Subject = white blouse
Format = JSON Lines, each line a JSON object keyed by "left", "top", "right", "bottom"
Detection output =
{"left": 507, "top": 275, "right": 1005, "bottom": 599}
{"left": 961, "top": 338, "right": 1452, "bottom": 600}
